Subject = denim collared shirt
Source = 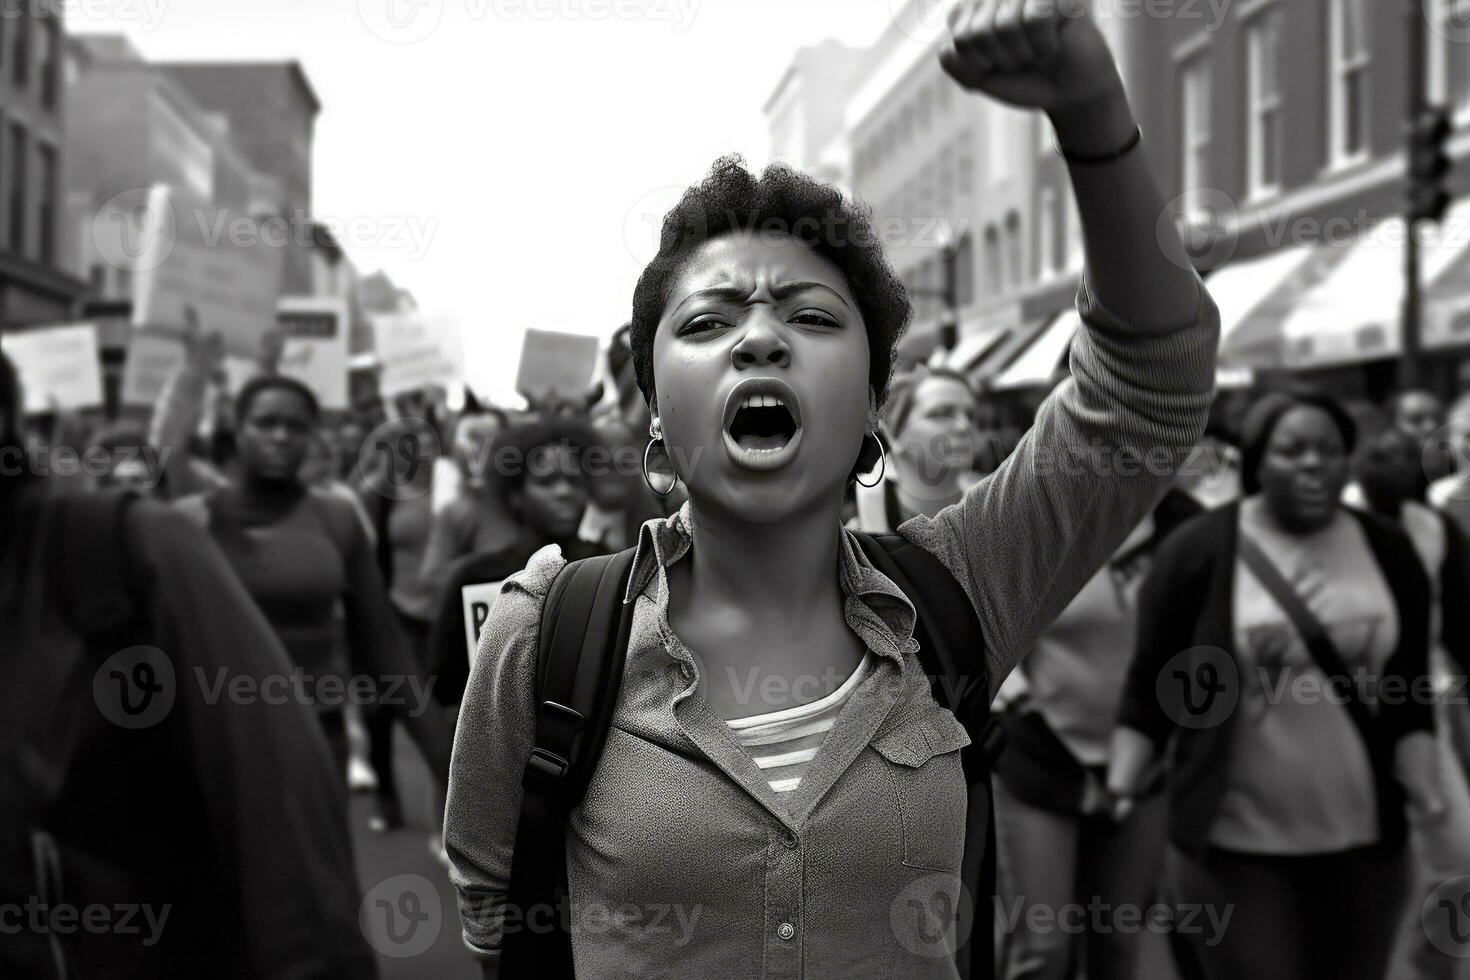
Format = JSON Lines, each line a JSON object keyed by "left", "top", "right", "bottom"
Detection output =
{"left": 445, "top": 272, "right": 1220, "bottom": 979}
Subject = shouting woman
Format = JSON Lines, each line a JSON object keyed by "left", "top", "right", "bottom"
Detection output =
{"left": 446, "top": 1, "right": 1220, "bottom": 977}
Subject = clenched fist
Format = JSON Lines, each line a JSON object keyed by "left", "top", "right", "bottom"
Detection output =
{"left": 939, "top": 0, "right": 1126, "bottom": 113}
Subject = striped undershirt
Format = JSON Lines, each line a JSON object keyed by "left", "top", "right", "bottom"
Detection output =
{"left": 725, "top": 652, "right": 874, "bottom": 797}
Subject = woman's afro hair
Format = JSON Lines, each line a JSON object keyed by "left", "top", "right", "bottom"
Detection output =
{"left": 629, "top": 155, "right": 911, "bottom": 414}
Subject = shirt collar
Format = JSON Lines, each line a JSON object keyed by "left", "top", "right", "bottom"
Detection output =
{"left": 624, "top": 500, "right": 919, "bottom": 658}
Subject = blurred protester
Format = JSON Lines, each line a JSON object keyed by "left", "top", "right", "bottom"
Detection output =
{"left": 1177, "top": 396, "right": 1245, "bottom": 509}
{"left": 1388, "top": 389, "right": 1453, "bottom": 493}
{"left": 420, "top": 407, "right": 528, "bottom": 600}
{"left": 992, "top": 487, "right": 1201, "bottom": 980}
{"left": 578, "top": 411, "right": 648, "bottom": 551}
{"left": 355, "top": 414, "right": 439, "bottom": 833}
{"left": 1430, "top": 393, "right": 1470, "bottom": 541}
{"left": 851, "top": 364, "right": 983, "bottom": 531}
{"left": 1354, "top": 427, "right": 1470, "bottom": 980}
{"left": 178, "top": 375, "right": 452, "bottom": 788}
{"left": 1110, "top": 388, "right": 1446, "bottom": 980}
{"left": 90, "top": 421, "right": 165, "bottom": 496}
{"left": 428, "top": 417, "right": 605, "bottom": 709}
{"left": 0, "top": 351, "right": 376, "bottom": 978}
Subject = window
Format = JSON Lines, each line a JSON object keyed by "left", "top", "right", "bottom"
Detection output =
{"left": 38, "top": 16, "right": 58, "bottom": 109}
{"left": 1428, "top": 0, "right": 1470, "bottom": 116}
{"left": 956, "top": 131, "right": 974, "bottom": 198}
{"left": 12, "top": 6, "right": 28, "bottom": 87}
{"left": 37, "top": 142, "right": 56, "bottom": 264}
{"left": 1246, "top": 9, "right": 1284, "bottom": 197}
{"left": 1004, "top": 210, "right": 1023, "bottom": 290}
{"left": 954, "top": 232, "right": 975, "bottom": 307}
{"left": 983, "top": 224, "right": 1002, "bottom": 296}
{"left": 988, "top": 108, "right": 1019, "bottom": 183}
{"left": 9, "top": 123, "right": 27, "bottom": 254}
{"left": 1329, "top": 0, "right": 1370, "bottom": 165}
{"left": 1038, "top": 187, "right": 1060, "bottom": 277}
{"left": 1180, "top": 57, "right": 1212, "bottom": 221}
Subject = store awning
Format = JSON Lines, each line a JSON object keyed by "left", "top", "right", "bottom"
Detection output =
{"left": 1282, "top": 199, "right": 1470, "bottom": 368}
{"left": 991, "top": 309, "right": 1079, "bottom": 391}
{"left": 942, "top": 327, "right": 1008, "bottom": 373}
{"left": 1211, "top": 244, "right": 1323, "bottom": 368}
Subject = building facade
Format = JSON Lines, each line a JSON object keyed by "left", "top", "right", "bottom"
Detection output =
{"left": 1121, "top": 0, "right": 1470, "bottom": 395}
{"left": 766, "top": 0, "right": 1088, "bottom": 379}
{"left": 0, "top": 0, "right": 84, "bottom": 329}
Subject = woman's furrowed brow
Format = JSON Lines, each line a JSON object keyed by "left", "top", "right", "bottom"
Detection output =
{"left": 673, "top": 281, "right": 852, "bottom": 314}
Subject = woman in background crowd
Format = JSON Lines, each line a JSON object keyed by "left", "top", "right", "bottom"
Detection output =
{"left": 850, "top": 364, "right": 984, "bottom": 531}
{"left": 420, "top": 406, "right": 528, "bottom": 599}
{"left": 178, "top": 374, "right": 452, "bottom": 787}
{"left": 1389, "top": 389, "right": 1453, "bottom": 494}
{"left": 1354, "top": 427, "right": 1470, "bottom": 980}
{"left": 1111, "top": 388, "right": 1446, "bottom": 980}
{"left": 428, "top": 416, "right": 603, "bottom": 709}
{"left": 992, "top": 485, "right": 1200, "bottom": 980}
{"left": 355, "top": 413, "right": 440, "bottom": 832}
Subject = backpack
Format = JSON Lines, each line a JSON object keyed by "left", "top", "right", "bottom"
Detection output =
{"left": 501, "top": 530, "right": 1000, "bottom": 979}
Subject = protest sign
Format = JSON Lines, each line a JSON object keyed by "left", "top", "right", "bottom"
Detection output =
{"left": 1, "top": 324, "right": 104, "bottom": 414}
{"left": 373, "top": 311, "right": 462, "bottom": 397}
{"left": 130, "top": 185, "right": 285, "bottom": 359}
{"left": 461, "top": 580, "right": 506, "bottom": 667}
{"left": 120, "top": 328, "right": 186, "bottom": 407}
{"left": 515, "top": 328, "right": 600, "bottom": 403}
{"left": 277, "top": 297, "right": 351, "bottom": 410}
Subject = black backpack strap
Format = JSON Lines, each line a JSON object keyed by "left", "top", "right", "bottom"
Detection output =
{"left": 854, "top": 532, "right": 991, "bottom": 729}
{"left": 501, "top": 547, "right": 637, "bottom": 979}
{"left": 854, "top": 530, "right": 996, "bottom": 980}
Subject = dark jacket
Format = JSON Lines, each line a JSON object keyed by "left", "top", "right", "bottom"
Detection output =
{"left": 428, "top": 538, "right": 607, "bottom": 705}
{"left": 0, "top": 484, "right": 377, "bottom": 979}
{"left": 1118, "top": 500, "right": 1433, "bottom": 856}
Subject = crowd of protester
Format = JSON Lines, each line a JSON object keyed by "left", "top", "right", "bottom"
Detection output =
{"left": 4, "top": 306, "right": 1470, "bottom": 979}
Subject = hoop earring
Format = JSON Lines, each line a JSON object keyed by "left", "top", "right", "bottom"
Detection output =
{"left": 855, "top": 432, "right": 886, "bottom": 489}
{"left": 642, "top": 436, "right": 676, "bottom": 497}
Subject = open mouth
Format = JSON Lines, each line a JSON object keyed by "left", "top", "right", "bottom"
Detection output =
{"left": 722, "top": 377, "right": 804, "bottom": 471}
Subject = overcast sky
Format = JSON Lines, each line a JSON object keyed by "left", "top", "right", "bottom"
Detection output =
{"left": 74, "top": 0, "right": 904, "bottom": 403}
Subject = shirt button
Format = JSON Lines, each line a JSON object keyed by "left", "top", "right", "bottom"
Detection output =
{"left": 780, "top": 830, "right": 798, "bottom": 849}
{"left": 777, "top": 922, "right": 795, "bottom": 941}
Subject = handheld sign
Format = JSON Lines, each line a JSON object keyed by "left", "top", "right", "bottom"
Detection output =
{"left": 130, "top": 185, "right": 285, "bottom": 359}
{"left": 374, "top": 311, "right": 463, "bottom": 397}
{"left": 514, "top": 329, "right": 600, "bottom": 404}
{"left": 462, "top": 580, "right": 506, "bottom": 668}
{"left": 1, "top": 324, "right": 104, "bottom": 414}
{"left": 277, "top": 297, "right": 350, "bottom": 409}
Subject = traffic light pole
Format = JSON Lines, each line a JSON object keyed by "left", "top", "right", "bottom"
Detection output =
{"left": 1403, "top": 0, "right": 1425, "bottom": 390}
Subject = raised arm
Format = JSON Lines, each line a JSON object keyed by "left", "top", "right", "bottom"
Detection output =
{"left": 901, "top": 0, "right": 1219, "bottom": 687}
